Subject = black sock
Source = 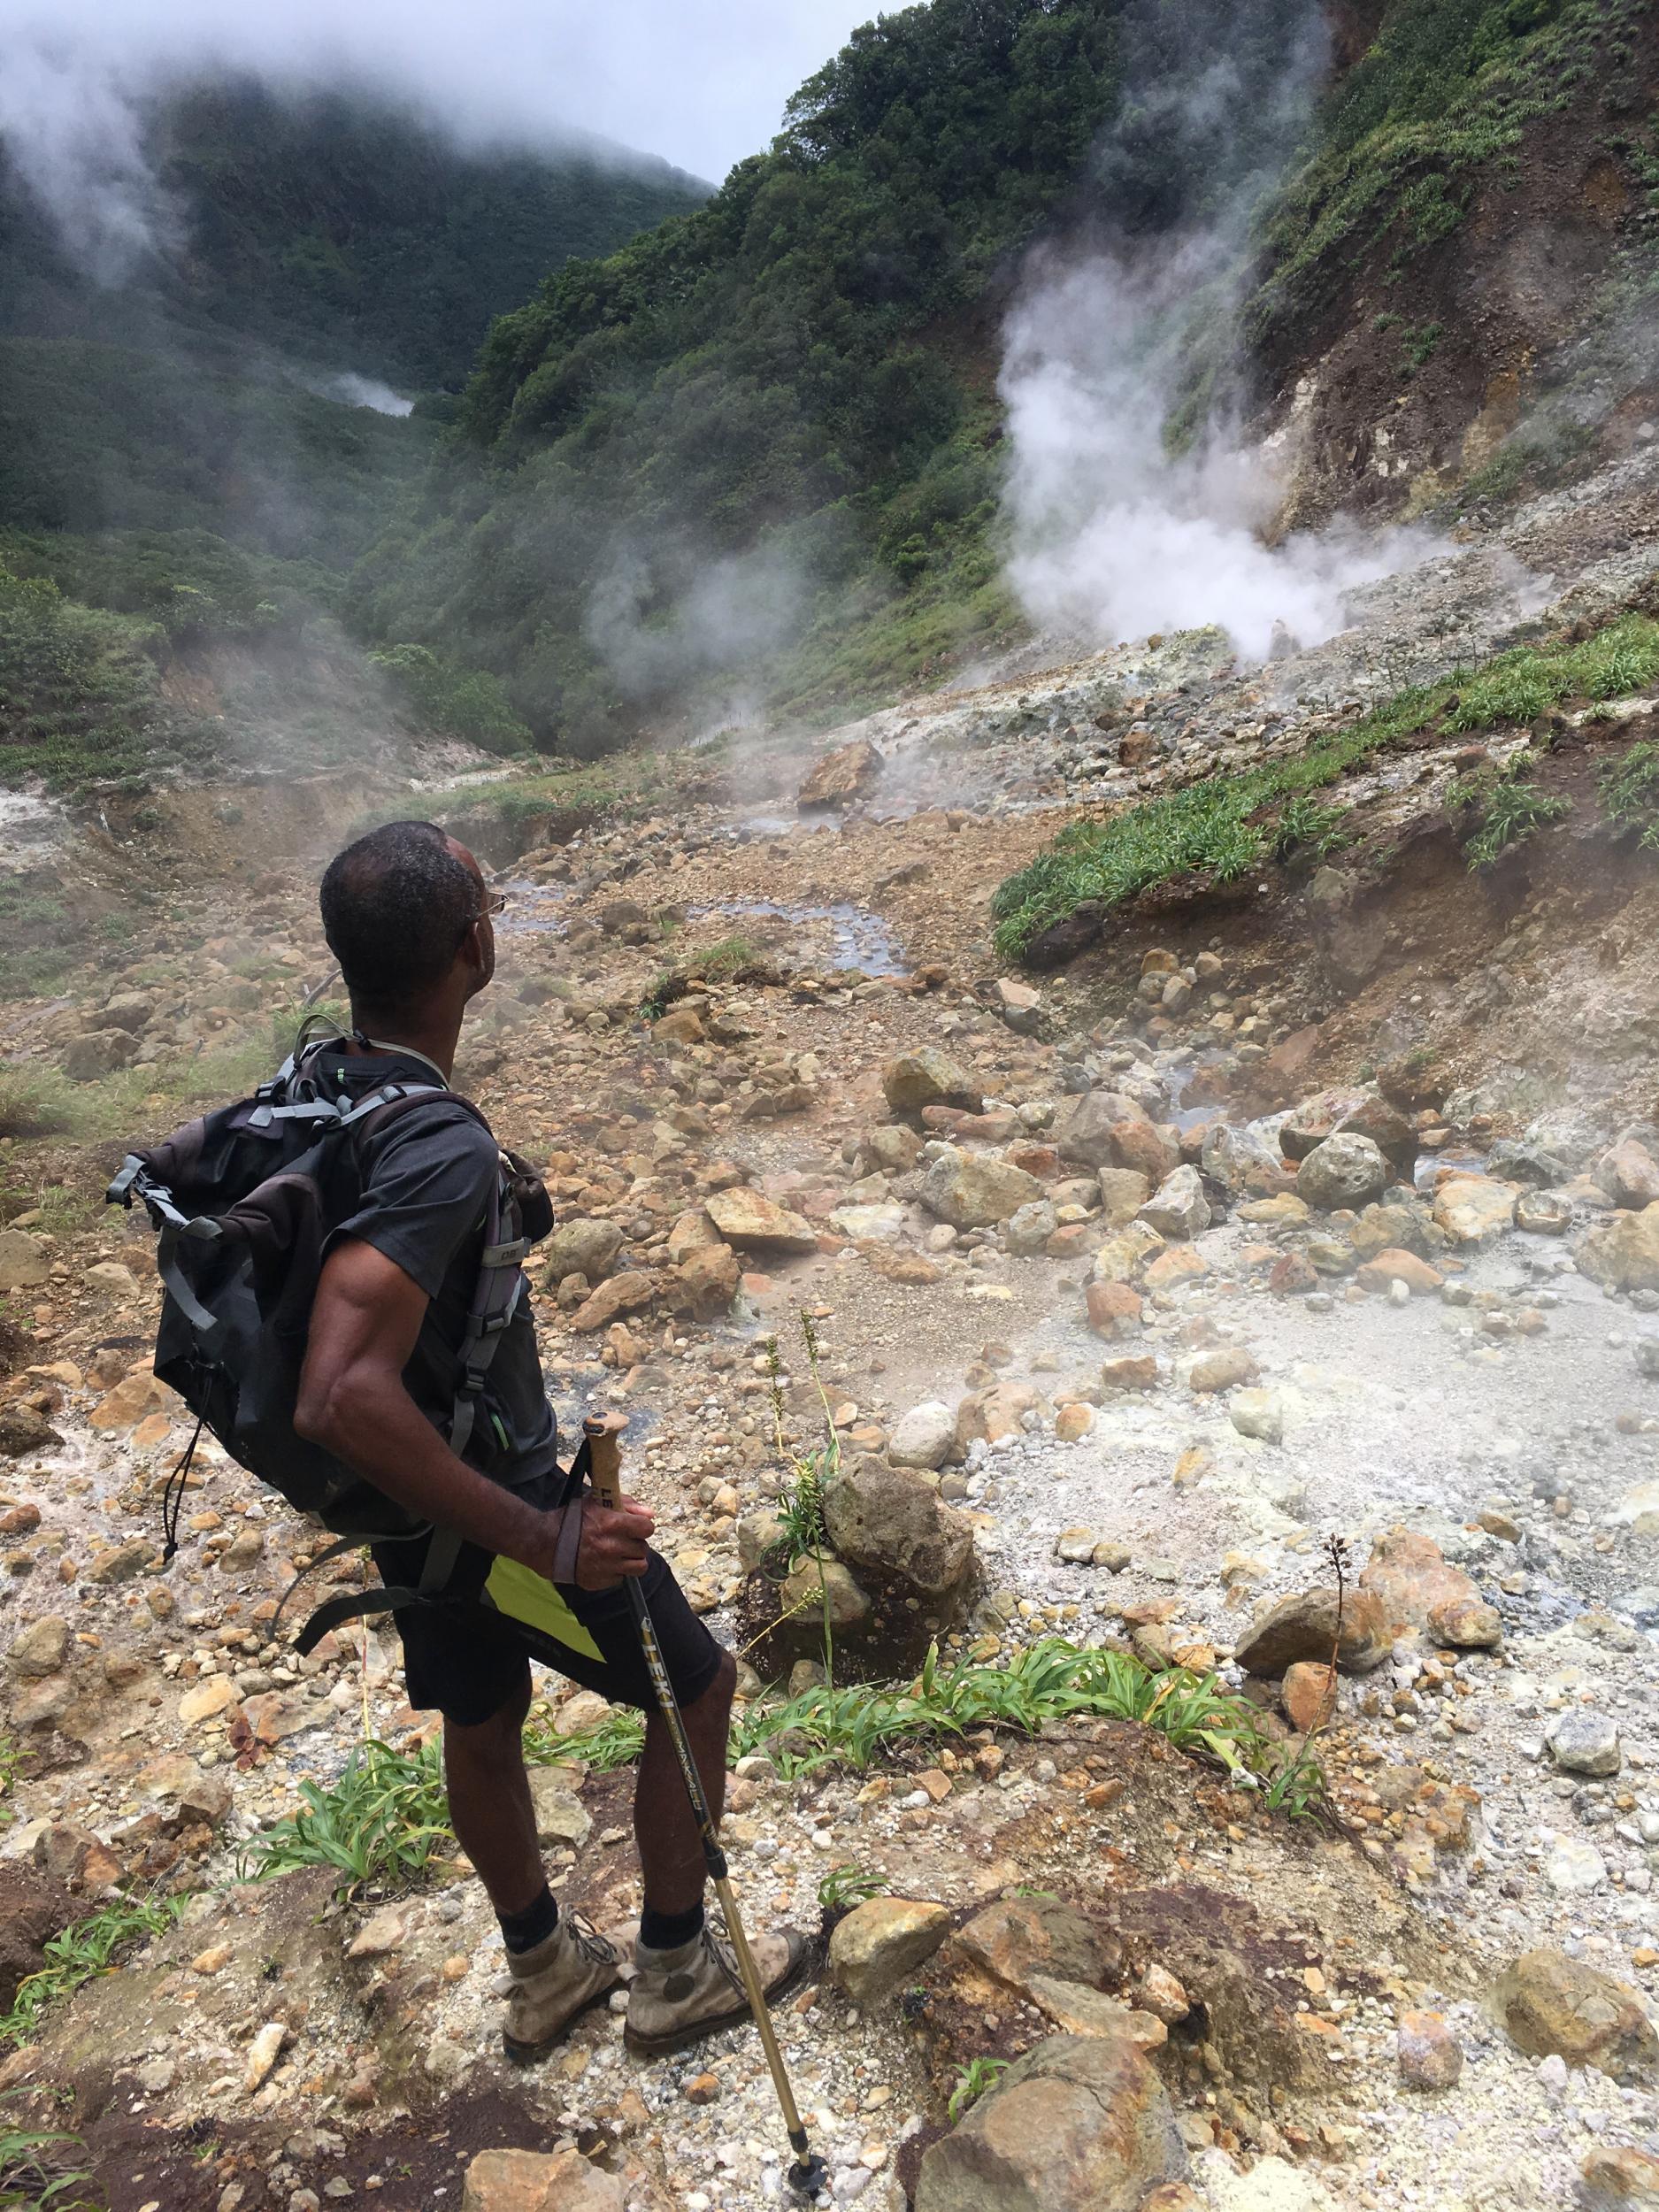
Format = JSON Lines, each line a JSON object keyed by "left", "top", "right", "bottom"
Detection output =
{"left": 640, "top": 1899, "right": 705, "bottom": 1953}
{"left": 498, "top": 1882, "right": 559, "bottom": 1955}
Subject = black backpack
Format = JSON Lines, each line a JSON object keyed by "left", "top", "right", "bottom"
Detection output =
{"left": 106, "top": 1033, "right": 543, "bottom": 1584}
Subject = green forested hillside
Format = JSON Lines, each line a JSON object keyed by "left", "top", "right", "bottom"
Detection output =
{"left": 0, "top": 338, "right": 432, "bottom": 554}
{"left": 352, "top": 0, "right": 1642, "bottom": 756}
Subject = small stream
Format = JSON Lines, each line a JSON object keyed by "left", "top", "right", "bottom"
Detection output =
{"left": 687, "top": 898, "right": 909, "bottom": 977}
{"left": 495, "top": 881, "right": 908, "bottom": 978}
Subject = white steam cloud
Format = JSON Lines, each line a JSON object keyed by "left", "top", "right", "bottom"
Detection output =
{"left": 316, "top": 373, "right": 415, "bottom": 417}
{"left": 0, "top": 43, "right": 178, "bottom": 283}
{"left": 586, "top": 543, "right": 807, "bottom": 699}
{"left": 999, "top": 16, "right": 1432, "bottom": 664}
{"left": 999, "top": 252, "right": 1426, "bottom": 662}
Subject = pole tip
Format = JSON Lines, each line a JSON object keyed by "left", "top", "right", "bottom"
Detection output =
{"left": 787, "top": 2154, "right": 828, "bottom": 2198}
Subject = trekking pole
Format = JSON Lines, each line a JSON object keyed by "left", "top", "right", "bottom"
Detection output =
{"left": 584, "top": 1415, "right": 827, "bottom": 2200}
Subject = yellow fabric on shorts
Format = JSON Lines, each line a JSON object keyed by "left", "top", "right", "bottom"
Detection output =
{"left": 483, "top": 1554, "right": 604, "bottom": 1662}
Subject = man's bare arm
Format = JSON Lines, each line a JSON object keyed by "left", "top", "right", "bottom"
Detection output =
{"left": 295, "top": 1238, "right": 652, "bottom": 1589}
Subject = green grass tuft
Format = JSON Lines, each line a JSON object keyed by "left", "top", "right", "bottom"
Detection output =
{"left": 1453, "top": 761, "right": 1571, "bottom": 867}
{"left": 0, "top": 2109, "right": 104, "bottom": 2210}
{"left": 1599, "top": 738, "right": 1659, "bottom": 849}
{"left": 0, "top": 1894, "right": 186, "bottom": 2051}
{"left": 817, "top": 1863, "right": 890, "bottom": 1916}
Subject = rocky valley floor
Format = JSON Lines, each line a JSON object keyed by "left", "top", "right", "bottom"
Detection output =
{"left": 8, "top": 459, "right": 1659, "bottom": 2211}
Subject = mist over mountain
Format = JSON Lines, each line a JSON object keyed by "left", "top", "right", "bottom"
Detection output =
{"left": 0, "top": 73, "right": 710, "bottom": 393}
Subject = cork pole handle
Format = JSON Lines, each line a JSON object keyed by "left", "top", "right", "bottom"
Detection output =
{"left": 583, "top": 1413, "right": 627, "bottom": 1509}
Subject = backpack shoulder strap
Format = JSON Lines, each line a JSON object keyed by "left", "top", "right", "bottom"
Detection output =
{"left": 341, "top": 1087, "right": 527, "bottom": 1463}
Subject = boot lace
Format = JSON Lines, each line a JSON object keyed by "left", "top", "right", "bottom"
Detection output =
{"left": 700, "top": 1922, "right": 743, "bottom": 1993}
{"left": 565, "top": 1911, "right": 618, "bottom": 1968}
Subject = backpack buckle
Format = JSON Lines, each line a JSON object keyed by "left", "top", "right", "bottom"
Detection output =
{"left": 105, "top": 1155, "right": 145, "bottom": 1207}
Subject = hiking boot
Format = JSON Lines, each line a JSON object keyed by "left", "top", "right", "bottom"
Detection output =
{"left": 502, "top": 1913, "right": 625, "bottom": 2064}
{"left": 625, "top": 1918, "right": 807, "bottom": 2056}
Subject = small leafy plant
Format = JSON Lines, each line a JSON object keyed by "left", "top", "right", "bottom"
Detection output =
{"left": 1271, "top": 795, "right": 1353, "bottom": 863}
{"left": 817, "top": 1863, "right": 889, "bottom": 1917}
{"left": 1263, "top": 1533, "right": 1350, "bottom": 1819}
{"left": 762, "top": 1319, "right": 843, "bottom": 1676}
{"left": 948, "top": 2056, "right": 1009, "bottom": 2123}
{"left": 238, "top": 1739, "right": 451, "bottom": 1895}
{"left": 524, "top": 1706, "right": 646, "bottom": 1773}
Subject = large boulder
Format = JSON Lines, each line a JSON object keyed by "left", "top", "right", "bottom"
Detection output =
{"left": 704, "top": 1188, "right": 818, "bottom": 1253}
{"left": 829, "top": 1897, "right": 951, "bottom": 2002}
{"left": 462, "top": 2148, "right": 628, "bottom": 2212}
{"left": 1359, "top": 1528, "right": 1500, "bottom": 1647}
{"left": 0, "top": 1404, "right": 59, "bottom": 1457}
{"left": 1201, "top": 1120, "right": 1286, "bottom": 1196}
{"left": 1489, "top": 1949, "right": 1659, "bottom": 2079}
{"left": 90, "top": 990, "right": 155, "bottom": 1034}
{"left": 914, "top": 2033, "right": 1186, "bottom": 2212}
{"left": 567, "top": 1271, "right": 657, "bottom": 1333}
{"left": 799, "top": 736, "right": 883, "bottom": 810}
{"left": 778, "top": 1555, "right": 872, "bottom": 1640}
{"left": 666, "top": 1208, "right": 724, "bottom": 1263}
{"left": 1005, "top": 1199, "right": 1059, "bottom": 1256}
{"left": 919, "top": 1149, "right": 1044, "bottom": 1230}
{"left": 62, "top": 1029, "right": 138, "bottom": 1081}
{"left": 1056, "top": 1091, "right": 1164, "bottom": 1176}
{"left": 1432, "top": 1177, "right": 1517, "bottom": 1244}
{"left": 9, "top": 1616, "right": 68, "bottom": 1679}
{"left": 1578, "top": 1202, "right": 1659, "bottom": 1293}
{"left": 1349, "top": 1200, "right": 1432, "bottom": 1260}
{"left": 1295, "top": 1133, "right": 1388, "bottom": 1211}
{"left": 1597, "top": 1133, "right": 1659, "bottom": 1211}
{"left": 0, "top": 1231, "right": 49, "bottom": 1293}
{"left": 822, "top": 1458, "right": 975, "bottom": 1601}
{"left": 1283, "top": 1087, "right": 1416, "bottom": 1168}
{"left": 956, "top": 1898, "right": 1122, "bottom": 1996}
{"left": 1580, "top": 2148, "right": 1659, "bottom": 2208}
{"left": 670, "top": 1243, "right": 740, "bottom": 1320}
{"left": 857, "top": 1124, "right": 926, "bottom": 1175}
{"left": 884, "top": 1050, "right": 983, "bottom": 1118}
{"left": 1097, "top": 1167, "right": 1153, "bottom": 1225}
{"left": 887, "top": 1402, "right": 957, "bottom": 1471}
{"left": 541, "top": 1217, "right": 624, "bottom": 1288}
{"left": 1233, "top": 1586, "right": 1391, "bottom": 1676}
{"left": 1138, "top": 1165, "right": 1210, "bottom": 1240}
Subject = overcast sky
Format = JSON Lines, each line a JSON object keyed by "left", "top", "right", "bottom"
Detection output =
{"left": 4, "top": 0, "right": 890, "bottom": 183}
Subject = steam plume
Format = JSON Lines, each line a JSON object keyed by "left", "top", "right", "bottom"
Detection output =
{"left": 998, "top": 4, "right": 1431, "bottom": 662}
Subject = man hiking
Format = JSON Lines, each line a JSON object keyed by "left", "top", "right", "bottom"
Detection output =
{"left": 292, "top": 818, "right": 803, "bottom": 2062}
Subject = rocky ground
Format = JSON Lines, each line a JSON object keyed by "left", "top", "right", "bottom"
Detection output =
{"left": 7, "top": 454, "right": 1659, "bottom": 2211}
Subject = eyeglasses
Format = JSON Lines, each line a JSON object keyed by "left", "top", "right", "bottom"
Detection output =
{"left": 457, "top": 887, "right": 509, "bottom": 949}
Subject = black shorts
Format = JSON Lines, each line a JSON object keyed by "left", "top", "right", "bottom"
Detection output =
{"left": 370, "top": 1527, "right": 726, "bottom": 1729}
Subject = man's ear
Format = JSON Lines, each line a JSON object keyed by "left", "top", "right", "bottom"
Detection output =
{"left": 459, "top": 918, "right": 494, "bottom": 997}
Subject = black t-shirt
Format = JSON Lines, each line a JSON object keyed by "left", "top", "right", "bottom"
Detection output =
{"left": 319, "top": 1049, "right": 558, "bottom": 1494}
